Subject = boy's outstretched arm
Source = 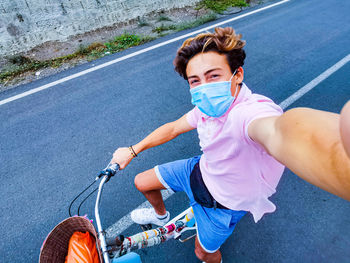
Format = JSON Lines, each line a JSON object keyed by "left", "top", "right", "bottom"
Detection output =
{"left": 111, "top": 114, "right": 194, "bottom": 169}
{"left": 340, "top": 100, "right": 350, "bottom": 158}
{"left": 249, "top": 103, "right": 350, "bottom": 201}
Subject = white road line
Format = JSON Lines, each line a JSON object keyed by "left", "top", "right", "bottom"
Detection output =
{"left": 279, "top": 54, "right": 350, "bottom": 109}
{"left": 0, "top": 0, "right": 290, "bottom": 107}
{"left": 105, "top": 53, "right": 350, "bottom": 238}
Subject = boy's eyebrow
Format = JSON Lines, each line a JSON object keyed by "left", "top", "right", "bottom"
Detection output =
{"left": 187, "top": 68, "right": 222, "bottom": 79}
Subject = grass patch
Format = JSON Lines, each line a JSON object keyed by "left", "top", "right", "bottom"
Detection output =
{"left": 137, "top": 16, "right": 150, "bottom": 27}
{"left": 152, "top": 24, "right": 177, "bottom": 34}
{"left": 157, "top": 15, "right": 172, "bottom": 22}
{"left": 0, "top": 33, "right": 155, "bottom": 84}
{"left": 197, "top": 0, "right": 249, "bottom": 13}
{"left": 175, "top": 13, "right": 217, "bottom": 31}
{"left": 153, "top": 13, "right": 217, "bottom": 34}
{"left": 0, "top": 8, "right": 232, "bottom": 85}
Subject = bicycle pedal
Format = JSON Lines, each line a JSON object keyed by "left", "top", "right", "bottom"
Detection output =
{"left": 140, "top": 223, "right": 152, "bottom": 231}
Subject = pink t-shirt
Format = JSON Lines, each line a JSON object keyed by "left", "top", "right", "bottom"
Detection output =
{"left": 186, "top": 83, "right": 285, "bottom": 223}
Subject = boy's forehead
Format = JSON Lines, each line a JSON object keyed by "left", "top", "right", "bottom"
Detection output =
{"left": 186, "top": 51, "right": 230, "bottom": 76}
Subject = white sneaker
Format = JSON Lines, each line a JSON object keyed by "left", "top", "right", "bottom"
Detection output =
{"left": 130, "top": 208, "right": 170, "bottom": 226}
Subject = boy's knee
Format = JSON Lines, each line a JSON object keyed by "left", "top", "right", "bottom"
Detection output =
{"left": 134, "top": 173, "right": 146, "bottom": 192}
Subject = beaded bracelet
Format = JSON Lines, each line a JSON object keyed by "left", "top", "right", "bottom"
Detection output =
{"left": 129, "top": 146, "right": 138, "bottom": 158}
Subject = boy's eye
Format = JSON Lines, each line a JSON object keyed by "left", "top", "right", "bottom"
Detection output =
{"left": 190, "top": 79, "right": 199, "bottom": 85}
{"left": 210, "top": 74, "right": 220, "bottom": 79}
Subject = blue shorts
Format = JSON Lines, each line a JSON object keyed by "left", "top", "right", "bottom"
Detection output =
{"left": 154, "top": 155, "right": 246, "bottom": 253}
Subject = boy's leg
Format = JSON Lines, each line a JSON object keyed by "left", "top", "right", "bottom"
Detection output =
{"left": 131, "top": 156, "right": 200, "bottom": 225}
{"left": 192, "top": 205, "right": 246, "bottom": 263}
{"left": 195, "top": 237, "right": 222, "bottom": 263}
{"left": 134, "top": 168, "right": 167, "bottom": 215}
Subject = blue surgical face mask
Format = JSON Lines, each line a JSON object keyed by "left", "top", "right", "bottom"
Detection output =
{"left": 190, "top": 70, "right": 238, "bottom": 117}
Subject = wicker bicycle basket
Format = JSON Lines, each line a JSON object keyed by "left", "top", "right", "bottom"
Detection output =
{"left": 39, "top": 216, "right": 103, "bottom": 263}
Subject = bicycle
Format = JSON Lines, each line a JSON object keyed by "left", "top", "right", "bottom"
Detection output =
{"left": 53, "top": 163, "right": 197, "bottom": 263}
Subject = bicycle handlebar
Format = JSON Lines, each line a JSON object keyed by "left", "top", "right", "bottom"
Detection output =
{"left": 95, "top": 162, "right": 120, "bottom": 263}
{"left": 98, "top": 163, "right": 120, "bottom": 181}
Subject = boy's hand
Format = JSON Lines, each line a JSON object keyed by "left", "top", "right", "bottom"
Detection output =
{"left": 111, "top": 147, "right": 134, "bottom": 169}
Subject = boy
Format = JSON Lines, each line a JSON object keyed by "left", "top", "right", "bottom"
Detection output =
{"left": 112, "top": 27, "right": 350, "bottom": 263}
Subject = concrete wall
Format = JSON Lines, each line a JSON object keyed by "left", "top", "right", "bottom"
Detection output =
{"left": 0, "top": 0, "right": 201, "bottom": 57}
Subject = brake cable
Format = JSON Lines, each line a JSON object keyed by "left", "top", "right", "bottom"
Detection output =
{"left": 68, "top": 163, "right": 120, "bottom": 217}
{"left": 68, "top": 178, "right": 98, "bottom": 217}
{"left": 77, "top": 187, "right": 98, "bottom": 216}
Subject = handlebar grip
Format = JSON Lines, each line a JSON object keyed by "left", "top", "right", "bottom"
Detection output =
{"left": 98, "top": 163, "right": 120, "bottom": 178}
{"left": 108, "top": 163, "right": 120, "bottom": 172}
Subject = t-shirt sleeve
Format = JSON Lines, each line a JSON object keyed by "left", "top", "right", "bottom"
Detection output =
{"left": 239, "top": 96, "right": 283, "bottom": 146}
{"left": 186, "top": 106, "right": 200, "bottom": 128}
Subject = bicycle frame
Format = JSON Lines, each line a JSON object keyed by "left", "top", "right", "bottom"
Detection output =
{"left": 112, "top": 206, "right": 195, "bottom": 257}
{"left": 95, "top": 171, "right": 196, "bottom": 262}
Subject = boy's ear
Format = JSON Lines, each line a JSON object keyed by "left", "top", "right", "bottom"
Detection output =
{"left": 235, "top": 67, "right": 244, "bottom": 84}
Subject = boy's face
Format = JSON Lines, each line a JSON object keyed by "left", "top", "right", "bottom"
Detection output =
{"left": 186, "top": 51, "right": 243, "bottom": 96}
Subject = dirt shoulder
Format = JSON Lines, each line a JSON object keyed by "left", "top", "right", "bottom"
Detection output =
{"left": 0, "top": 0, "right": 269, "bottom": 93}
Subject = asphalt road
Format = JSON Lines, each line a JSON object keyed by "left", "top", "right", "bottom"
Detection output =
{"left": 1, "top": 0, "right": 350, "bottom": 262}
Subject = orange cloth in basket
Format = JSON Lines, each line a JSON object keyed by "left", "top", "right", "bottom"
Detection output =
{"left": 65, "top": 232, "right": 100, "bottom": 263}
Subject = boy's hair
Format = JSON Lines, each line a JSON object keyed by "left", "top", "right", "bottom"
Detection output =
{"left": 173, "top": 27, "right": 246, "bottom": 80}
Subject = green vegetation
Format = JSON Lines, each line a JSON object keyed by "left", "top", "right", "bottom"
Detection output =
{"left": 152, "top": 24, "right": 177, "bottom": 34}
{"left": 197, "top": 0, "right": 249, "bottom": 13}
{"left": 137, "top": 16, "right": 150, "bottom": 27}
{"left": 0, "top": 0, "right": 250, "bottom": 85}
{"left": 152, "top": 13, "right": 217, "bottom": 35}
{"left": 175, "top": 13, "right": 217, "bottom": 32}
{"left": 0, "top": 33, "right": 155, "bottom": 84}
{"left": 157, "top": 15, "right": 172, "bottom": 22}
